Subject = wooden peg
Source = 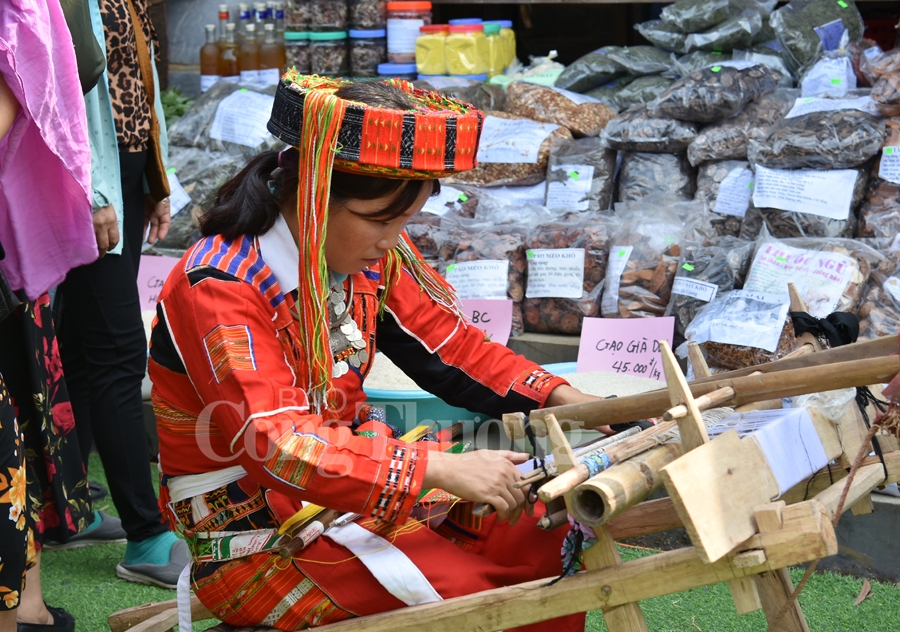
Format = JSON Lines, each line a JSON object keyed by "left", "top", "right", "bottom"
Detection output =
{"left": 659, "top": 340, "right": 710, "bottom": 452}
{"left": 687, "top": 341, "right": 712, "bottom": 379}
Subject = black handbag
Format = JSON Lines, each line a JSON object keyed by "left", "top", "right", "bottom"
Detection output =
{"left": 59, "top": 0, "right": 106, "bottom": 95}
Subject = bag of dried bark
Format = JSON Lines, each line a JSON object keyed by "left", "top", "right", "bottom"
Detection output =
{"left": 731, "top": 48, "right": 794, "bottom": 84}
{"left": 522, "top": 213, "right": 618, "bottom": 334}
{"left": 635, "top": 20, "right": 688, "bottom": 54}
{"left": 545, "top": 137, "right": 617, "bottom": 213}
{"left": 661, "top": 0, "right": 776, "bottom": 34}
{"left": 684, "top": 10, "right": 763, "bottom": 53}
{"left": 666, "top": 236, "right": 756, "bottom": 346}
{"left": 444, "top": 111, "right": 573, "bottom": 188}
{"left": 614, "top": 76, "right": 676, "bottom": 110}
{"left": 858, "top": 252, "right": 900, "bottom": 340}
{"left": 872, "top": 71, "right": 900, "bottom": 118}
{"left": 857, "top": 118, "right": 900, "bottom": 239}
{"left": 858, "top": 46, "right": 900, "bottom": 85}
{"left": 685, "top": 289, "right": 799, "bottom": 370}
{"left": 651, "top": 62, "right": 780, "bottom": 123}
{"left": 769, "top": 0, "right": 864, "bottom": 72}
{"left": 504, "top": 81, "right": 617, "bottom": 138}
{"left": 602, "top": 104, "right": 700, "bottom": 153}
{"left": 605, "top": 46, "right": 678, "bottom": 77}
{"left": 601, "top": 202, "right": 703, "bottom": 319}
{"left": 747, "top": 96, "right": 883, "bottom": 170}
{"left": 438, "top": 83, "right": 507, "bottom": 113}
{"left": 617, "top": 152, "right": 697, "bottom": 202}
{"left": 739, "top": 166, "right": 867, "bottom": 239}
{"left": 674, "top": 51, "right": 733, "bottom": 75}
{"left": 743, "top": 233, "right": 880, "bottom": 317}
{"left": 555, "top": 47, "right": 628, "bottom": 94}
{"left": 693, "top": 160, "right": 754, "bottom": 236}
{"left": 687, "top": 88, "right": 797, "bottom": 165}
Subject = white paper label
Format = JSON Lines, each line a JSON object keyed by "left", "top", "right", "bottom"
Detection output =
{"left": 490, "top": 182, "right": 548, "bottom": 206}
{"left": 222, "top": 75, "right": 241, "bottom": 83}
{"left": 601, "top": 245, "right": 633, "bottom": 315}
{"left": 705, "top": 60, "right": 760, "bottom": 71}
{"left": 165, "top": 169, "right": 191, "bottom": 216}
{"left": 744, "top": 242, "right": 857, "bottom": 318}
{"left": 209, "top": 89, "right": 275, "bottom": 148}
{"left": 879, "top": 147, "right": 900, "bottom": 184}
{"left": 884, "top": 276, "right": 900, "bottom": 304}
{"left": 688, "top": 289, "right": 790, "bottom": 353}
{"left": 258, "top": 68, "right": 281, "bottom": 87}
{"left": 420, "top": 77, "right": 475, "bottom": 89}
{"left": 476, "top": 116, "right": 560, "bottom": 164}
{"left": 753, "top": 165, "right": 857, "bottom": 220}
{"left": 546, "top": 164, "right": 594, "bottom": 211}
{"left": 421, "top": 185, "right": 466, "bottom": 216}
{"left": 445, "top": 259, "right": 509, "bottom": 299}
{"left": 672, "top": 276, "right": 718, "bottom": 303}
{"left": 240, "top": 69, "right": 260, "bottom": 85}
{"left": 713, "top": 167, "right": 754, "bottom": 218}
{"left": 863, "top": 46, "right": 884, "bottom": 60}
{"left": 800, "top": 57, "right": 856, "bottom": 98}
{"left": 386, "top": 18, "right": 424, "bottom": 54}
{"left": 551, "top": 86, "right": 600, "bottom": 106}
{"left": 525, "top": 248, "right": 585, "bottom": 299}
{"left": 785, "top": 95, "right": 879, "bottom": 119}
{"left": 200, "top": 74, "right": 220, "bottom": 92}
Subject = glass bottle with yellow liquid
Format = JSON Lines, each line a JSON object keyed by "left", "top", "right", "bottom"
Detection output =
{"left": 200, "top": 24, "right": 221, "bottom": 92}
{"left": 240, "top": 23, "right": 262, "bottom": 86}
{"left": 259, "top": 23, "right": 286, "bottom": 86}
{"left": 218, "top": 22, "right": 240, "bottom": 83}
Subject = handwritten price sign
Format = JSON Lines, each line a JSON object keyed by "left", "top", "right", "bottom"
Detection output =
{"left": 576, "top": 317, "right": 674, "bottom": 382}
{"left": 459, "top": 299, "right": 513, "bottom": 347}
{"left": 137, "top": 255, "right": 180, "bottom": 311}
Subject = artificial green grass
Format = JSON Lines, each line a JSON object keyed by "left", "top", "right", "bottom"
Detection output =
{"left": 40, "top": 454, "right": 900, "bottom": 631}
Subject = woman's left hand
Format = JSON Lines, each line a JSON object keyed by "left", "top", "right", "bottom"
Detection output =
{"left": 144, "top": 195, "right": 171, "bottom": 244}
{"left": 544, "top": 384, "right": 614, "bottom": 436}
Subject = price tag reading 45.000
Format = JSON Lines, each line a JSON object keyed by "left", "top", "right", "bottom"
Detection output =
{"left": 576, "top": 316, "right": 674, "bottom": 382}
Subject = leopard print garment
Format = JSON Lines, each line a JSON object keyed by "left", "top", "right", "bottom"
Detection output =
{"left": 100, "top": 0, "right": 160, "bottom": 151}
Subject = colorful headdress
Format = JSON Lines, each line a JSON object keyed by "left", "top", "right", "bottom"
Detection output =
{"left": 266, "top": 73, "right": 484, "bottom": 414}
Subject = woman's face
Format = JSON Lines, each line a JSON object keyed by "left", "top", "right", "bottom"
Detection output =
{"left": 323, "top": 183, "right": 432, "bottom": 275}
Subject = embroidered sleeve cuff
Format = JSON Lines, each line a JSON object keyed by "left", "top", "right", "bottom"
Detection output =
{"left": 509, "top": 367, "right": 571, "bottom": 406}
{"left": 363, "top": 441, "right": 428, "bottom": 525}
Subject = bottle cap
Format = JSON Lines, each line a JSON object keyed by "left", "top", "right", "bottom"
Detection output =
{"left": 349, "top": 29, "right": 387, "bottom": 38}
{"left": 308, "top": 31, "right": 348, "bottom": 40}
{"left": 387, "top": 2, "right": 432, "bottom": 11}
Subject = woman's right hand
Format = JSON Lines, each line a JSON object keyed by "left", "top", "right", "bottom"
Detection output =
{"left": 423, "top": 449, "right": 530, "bottom": 525}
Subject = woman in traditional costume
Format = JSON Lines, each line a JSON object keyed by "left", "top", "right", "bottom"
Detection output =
{"left": 150, "top": 75, "right": 604, "bottom": 631}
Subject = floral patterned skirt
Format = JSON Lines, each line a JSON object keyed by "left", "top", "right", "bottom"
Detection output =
{"left": 0, "top": 293, "right": 92, "bottom": 556}
{"left": 0, "top": 373, "right": 30, "bottom": 610}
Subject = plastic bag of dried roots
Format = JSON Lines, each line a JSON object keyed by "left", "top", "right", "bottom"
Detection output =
{"left": 545, "top": 137, "right": 617, "bottom": 213}
{"left": 693, "top": 160, "right": 754, "bottom": 236}
{"left": 602, "top": 104, "right": 700, "bottom": 153}
{"left": 504, "top": 82, "right": 617, "bottom": 138}
{"left": 554, "top": 47, "right": 627, "bottom": 94}
{"left": 858, "top": 253, "right": 900, "bottom": 340}
{"left": 769, "top": 0, "right": 864, "bottom": 72}
{"left": 617, "top": 152, "right": 697, "bottom": 202}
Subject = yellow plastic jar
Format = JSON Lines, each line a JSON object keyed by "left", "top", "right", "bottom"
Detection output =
{"left": 415, "top": 24, "right": 448, "bottom": 76}
{"left": 483, "top": 22, "right": 504, "bottom": 77}
{"left": 445, "top": 24, "right": 488, "bottom": 76}
{"left": 486, "top": 20, "right": 515, "bottom": 67}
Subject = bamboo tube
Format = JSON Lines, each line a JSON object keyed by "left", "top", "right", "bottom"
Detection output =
{"left": 664, "top": 385, "right": 735, "bottom": 421}
{"left": 529, "top": 352, "right": 899, "bottom": 431}
{"left": 570, "top": 443, "right": 684, "bottom": 526}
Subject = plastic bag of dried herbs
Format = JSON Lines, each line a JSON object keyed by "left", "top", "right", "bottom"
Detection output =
{"left": 617, "top": 152, "right": 697, "bottom": 202}
{"left": 674, "top": 51, "right": 733, "bottom": 75}
{"left": 438, "top": 218, "right": 533, "bottom": 337}
{"left": 693, "top": 160, "right": 754, "bottom": 236}
{"left": 554, "top": 47, "right": 627, "bottom": 93}
{"left": 855, "top": 118, "right": 900, "bottom": 239}
{"left": 747, "top": 105, "right": 883, "bottom": 170}
{"left": 769, "top": 0, "right": 864, "bottom": 72}
{"left": 405, "top": 223, "right": 444, "bottom": 261}
{"left": 522, "top": 213, "right": 617, "bottom": 334}
{"left": 665, "top": 236, "right": 755, "bottom": 345}
{"left": 872, "top": 71, "right": 900, "bottom": 118}
{"left": 438, "top": 83, "right": 506, "bottom": 112}
{"left": 661, "top": 0, "right": 776, "bottom": 34}
{"left": 730, "top": 49, "right": 794, "bottom": 84}
{"left": 800, "top": 53, "right": 857, "bottom": 97}
{"left": 444, "top": 111, "right": 573, "bottom": 188}
{"left": 504, "top": 81, "right": 618, "bottom": 138}
{"left": 859, "top": 48, "right": 900, "bottom": 85}
{"left": 684, "top": 10, "right": 763, "bottom": 53}
{"left": 651, "top": 62, "right": 779, "bottom": 123}
{"left": 545, "top": 137, "right": 617, "bottom": 213}
{"left": 858, "top": 253, "right": 900, "bottom": 340}
{"left": 601, "top": 204, "right": 695, "bottom": 319}
{"left": 635, "top": 20, "right": 687, "bottom": 54}
{"left": 687, "top": 88, "right": 797, "bottom": 165}
{"left": 739, "top": 167, "right": 867, "bottom": 239}
{"left": 614, "top": 75, "right": 676, "bottom": 110}
{"left": 602, "top": 104, "right": 700, "bottom": 153}
{"left": 606, "top": 46, "right": 677, "bottom": 77}
{"left": 685, "top": 289, "right": 799, "bottom": 370}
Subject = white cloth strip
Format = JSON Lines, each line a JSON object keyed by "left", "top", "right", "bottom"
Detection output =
{"left": 167, "top": 464, "right": 248, "bottom": 503}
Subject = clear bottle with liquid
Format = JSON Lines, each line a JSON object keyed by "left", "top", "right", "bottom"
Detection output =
{"left": 271, "top": 0, "right": 286, "bottom": 34}
{"left": 240, "top": 23, "right": 262, "bottom": 85}
{"left": 200, "top": 24, "right": 221, "bottom": 92}
{"left": 259, "top": 24, "right": 286, "bottom": 86}
{"left": 218, "top": 4, "right": 230, "bottom": 41}
{"left": 218, "top": 22, "right": 240, "bottom": 82}
{"left": 253, "top": 2, "right": 268, "bottom": 25}
{"left": 237, "top": 3, "right": 252, "bottom": 43}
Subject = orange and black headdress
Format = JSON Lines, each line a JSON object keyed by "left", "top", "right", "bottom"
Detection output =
{"left": 266, "top": 72, "right": 484, "bottom": 414}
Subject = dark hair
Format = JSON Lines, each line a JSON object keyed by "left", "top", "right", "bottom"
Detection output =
{"left": 199, "top": 82, "right": 440, "bottom": 239}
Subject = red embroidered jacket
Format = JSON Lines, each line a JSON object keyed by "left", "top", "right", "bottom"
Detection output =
{"left": 149, "top": 234, "right": 568, "bottom": 528}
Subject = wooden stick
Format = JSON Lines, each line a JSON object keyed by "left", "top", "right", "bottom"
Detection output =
{"left": 812, "top": 463, "right": 885, "bottom": 522}
{"left": 537, "top": 509, "right": 569, "bottom": 531}
{"left": 663, "top": 385, "right": 735, "bottom": 420}
{"left": 274, "top": 509, "right": 343, "bottom": 558}
{"left": 108, "top": 596, "right": 212, "bottom": 632}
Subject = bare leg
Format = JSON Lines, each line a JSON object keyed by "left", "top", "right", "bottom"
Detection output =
{"left": 16, "top": 551, "right": 52, "bottom": 625}
{"left": 0, "top": 609, "right": 17, "bottom": 632}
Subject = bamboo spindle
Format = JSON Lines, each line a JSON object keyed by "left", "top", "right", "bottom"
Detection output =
{"left": 569, "top": 443, "right": 684, "bottom": 526}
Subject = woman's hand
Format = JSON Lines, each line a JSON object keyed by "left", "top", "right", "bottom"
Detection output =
{"left": 144, "top": 195, "right": 171, "bottom": 244}
{"left": 423, "top": 449, "right": 530, "bottom": 525}
{"left": 93, "top": 205, "right": 120, "bottom": 257}
{"left": 544, "top": 384, "right": 614, "bottom": 435}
